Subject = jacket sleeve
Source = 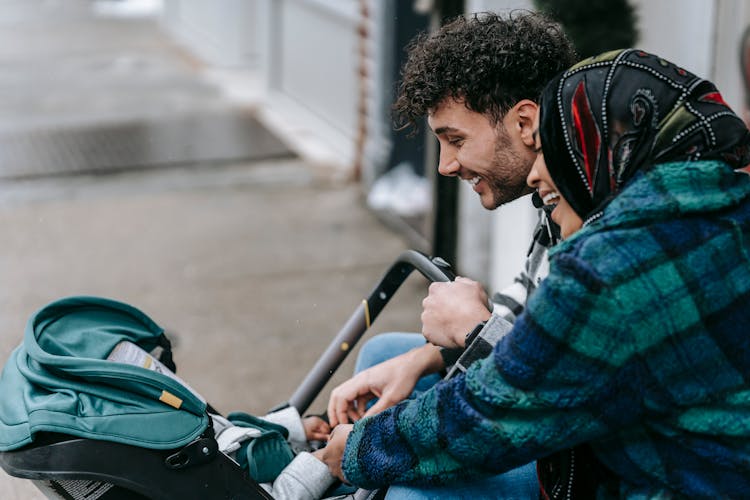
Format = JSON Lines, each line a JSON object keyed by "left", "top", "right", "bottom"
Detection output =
{"left": 341, "top": 252, "right": 641, "bottom": 489}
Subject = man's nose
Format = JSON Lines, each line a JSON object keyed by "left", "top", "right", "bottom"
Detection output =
{"left": 437, "top": 151, "right": 460, "bottom": 177}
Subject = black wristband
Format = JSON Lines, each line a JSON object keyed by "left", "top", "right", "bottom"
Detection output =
{"left": 439, "top": 320, "right": 488, "bottom": 375}
{"left": 465, "top": 320, "right": 487, "bottom": 347}
{"left": 439, "top": 347, "right": 463, "bottom": 371}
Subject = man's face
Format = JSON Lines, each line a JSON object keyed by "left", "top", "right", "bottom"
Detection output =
{"left": 427, "top": 97, "right": 536, "bottom": 210}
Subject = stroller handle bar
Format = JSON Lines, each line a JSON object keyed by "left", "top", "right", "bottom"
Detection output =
{"left": 283, "top": 250, "right": 455, "bottom": 414}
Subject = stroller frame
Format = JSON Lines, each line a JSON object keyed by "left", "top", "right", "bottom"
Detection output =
{"left": 0, "top": 250, "right": 453, "bottom": 499}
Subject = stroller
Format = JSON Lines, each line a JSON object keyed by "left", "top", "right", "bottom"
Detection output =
{"left": 0, "top": 250, "right": 453, "bottom": 499}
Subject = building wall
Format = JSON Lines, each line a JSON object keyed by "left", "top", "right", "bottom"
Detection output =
{"left": 359, "top": 0, "right": 395, "bottom": 188}
{"left": 259, "top": 0, "right": 360, "bottom": 175}
{"left": 711, "top": 0, "right": 750, "bottom": 117}
{"left": 161, "top": 0, "right": 261, "bottom": 68}
{"left": 162, "top": 0, "right": 360, "bottom": 175}
{"left": 632, "top": 0, "right": 750, "bottom": 116}
{"left": 270, "top": 1, "right": 358, "bottom": 141}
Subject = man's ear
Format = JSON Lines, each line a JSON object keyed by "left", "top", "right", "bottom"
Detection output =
{"left": 513, "top": 99, "right": 538, "bottom": 147}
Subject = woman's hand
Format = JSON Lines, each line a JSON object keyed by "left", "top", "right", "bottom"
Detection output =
{"left": 327, "top": 344, "right": 443, "bottom": 427}
{"left": 320, "top": 424, "right": 354, "bottom": 482}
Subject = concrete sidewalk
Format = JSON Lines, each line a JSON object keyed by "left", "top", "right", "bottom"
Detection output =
{"left": 0, "top": 159, "right": 428, "bottom": 499}
{"left": 0, "top": 2, "right": 429, "bottom": 497}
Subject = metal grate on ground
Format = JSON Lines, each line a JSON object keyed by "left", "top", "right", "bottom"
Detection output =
{"left": 0, "top": 109, "right": 294, "bottom": 180}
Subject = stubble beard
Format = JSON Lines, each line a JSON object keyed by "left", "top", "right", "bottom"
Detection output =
{"left": 486, "top": 126, "right": 533, "bottom": 208}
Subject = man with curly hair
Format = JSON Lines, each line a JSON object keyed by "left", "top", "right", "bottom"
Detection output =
{"left": 321, "top": 10, "right": 578, "bottom": 498}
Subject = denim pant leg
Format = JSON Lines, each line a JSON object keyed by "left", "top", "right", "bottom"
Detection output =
{"left": 354, "top": 333, "right": 540, "bottom": 499}
{"left": 384, "top": 461, "right": 539, "bottom": 500}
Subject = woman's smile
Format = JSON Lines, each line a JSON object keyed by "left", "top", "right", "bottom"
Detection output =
{"left": 541, "top": 191, "right": 559, "bottom": 204}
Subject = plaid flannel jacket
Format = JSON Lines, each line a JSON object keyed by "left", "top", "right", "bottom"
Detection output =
{"left": 342, "top": 161, "right": 750, "bottom": 498}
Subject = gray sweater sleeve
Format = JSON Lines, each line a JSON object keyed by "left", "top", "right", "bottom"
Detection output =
{"left": 489, "top": 210, "right": 554, "bottom": 322}
{"left": 264, "top": 451, "right": 336, "bottom": 500}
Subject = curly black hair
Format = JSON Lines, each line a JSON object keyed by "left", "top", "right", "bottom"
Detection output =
{"left": 394, "top": 11, "right": 578, "bottom": 132}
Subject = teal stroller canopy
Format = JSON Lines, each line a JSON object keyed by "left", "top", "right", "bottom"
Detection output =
{"left": 0, "top": 296, "right": 209, "bottom": 451}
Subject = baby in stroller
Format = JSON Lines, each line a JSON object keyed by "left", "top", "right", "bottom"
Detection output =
{"left": 110, "top": 333, "right": 340, "bottom": 499}
{"left": 215, "top": 407, "right": 337, "bottom": 499}
{"left": 0, "top": 296, "right": 347, "bottom": 500}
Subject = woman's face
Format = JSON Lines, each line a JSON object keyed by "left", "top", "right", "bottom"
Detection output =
{"left": 527, "top": 109, "right": 583, "bottom": 239}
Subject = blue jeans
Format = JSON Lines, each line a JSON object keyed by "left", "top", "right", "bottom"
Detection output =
{"left": 355, "top": 332, "right": 539, "bottom": 500}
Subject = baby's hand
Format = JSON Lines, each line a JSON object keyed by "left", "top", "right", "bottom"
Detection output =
{"left": 303, "top": 415, "right": 331, "bottom": 441}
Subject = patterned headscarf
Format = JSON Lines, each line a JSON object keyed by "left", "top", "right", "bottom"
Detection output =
{"left": 539, "top": 49, "right": 750, "bottom": 222}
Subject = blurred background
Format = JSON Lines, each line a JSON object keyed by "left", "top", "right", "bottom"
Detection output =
{"left": 2, "top": 0, "right": 750, "bottom": 497}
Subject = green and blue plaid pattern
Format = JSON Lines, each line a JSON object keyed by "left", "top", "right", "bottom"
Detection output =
{"left": 343, "top": 161, "right": 750, "bottom": 498}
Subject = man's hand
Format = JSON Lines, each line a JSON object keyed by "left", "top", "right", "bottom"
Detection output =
{"left": 327, "top": 343, "right": 443, "bottom": 427}
{"left": 320, "top": 424, "right": 353, "bottom": 482}
{"left": 421, "top": 277, "right": 492, "bottom": 348}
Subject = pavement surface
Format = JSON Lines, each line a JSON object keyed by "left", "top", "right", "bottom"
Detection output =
{"left": 0, "top": 2, "right": 428, "bottom": 497}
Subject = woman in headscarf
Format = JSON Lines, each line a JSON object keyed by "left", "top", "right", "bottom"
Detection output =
{"left": 324, "top": 50, "right": 750, "bottom": 498}
{"left": 526, "top": 48, "right": 750, "bottom": 497}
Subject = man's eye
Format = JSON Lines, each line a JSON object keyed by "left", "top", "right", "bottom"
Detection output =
{"left": 448, "top": 137, "right": 464, "bottom": 146}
